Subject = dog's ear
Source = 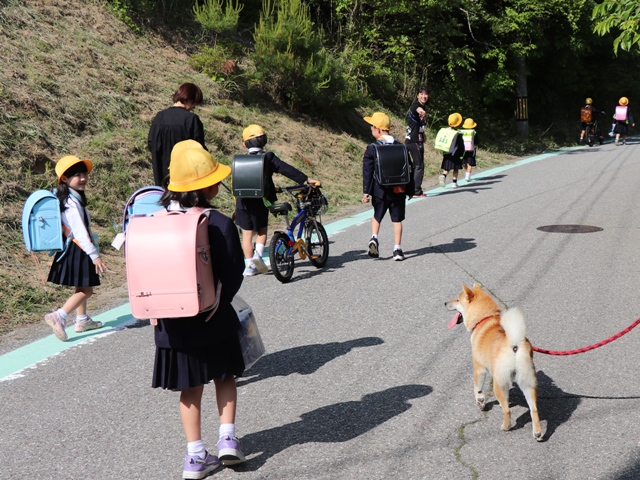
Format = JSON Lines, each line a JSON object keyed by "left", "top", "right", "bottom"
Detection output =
{"left": 472, "top": 283, "right": 481, "bottom": 290}
{"left": 462, "top": 284, "right": 474, "bottom": 300}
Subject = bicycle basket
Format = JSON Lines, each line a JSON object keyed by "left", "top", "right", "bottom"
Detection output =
{"left": 308, "top": 191, "right": 329, "bottom": 216}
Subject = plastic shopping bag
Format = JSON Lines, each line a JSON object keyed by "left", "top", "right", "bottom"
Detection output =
{"left": 232, "top": 295, "right": 265, "bottom": 371}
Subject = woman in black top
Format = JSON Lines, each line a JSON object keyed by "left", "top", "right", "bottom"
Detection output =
{"left": 148, "top": 83, "right": 207, "bottom": 186}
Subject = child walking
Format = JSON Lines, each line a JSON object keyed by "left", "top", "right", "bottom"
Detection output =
{"left": 435, "top": 113, "right": 465, "bottom": 189}
{"left": 44, "top": 155, "right": 107, "bottom": 342}
{"left": 153, "top": 141, "right": 247, "bottom": 479}
{"left": 459, "top": 118, "right": 480, "bottom": 181}
{"left": 362, "top": 112, "right": 414, "bottom": 261}
{"left": 612, "top": 97, "right": 635, "bottom": 146}
{"left": 235, "top": 124, "right": 319, "bottom": 276}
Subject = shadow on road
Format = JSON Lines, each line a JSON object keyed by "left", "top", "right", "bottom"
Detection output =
{"left": 232, "top": 384, "right": 433, "bottom": 471}
{"left": 498, "top": 370, "right": 581, "bottom": 442}
{"left": 612, "top": 457, "right": 640, "bottom": 479}
{"left": 287, "top": 237, "right": 478, "bottom": 274}
{"left": 237, "top": 337, "right": 384, "bottom": 386}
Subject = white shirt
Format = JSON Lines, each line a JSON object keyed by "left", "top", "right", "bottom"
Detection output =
{"left": 61, "top": 189, "right": 99, "bottom": 260}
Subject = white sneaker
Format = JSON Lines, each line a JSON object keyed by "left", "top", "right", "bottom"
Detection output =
{"left": 450, "top": 182, "right": 458, "bottom": 189}
{"left": 251, "top": 255, "right": 268, "bottom": 273}
{"left": 464, "top": 173, "right": 471, "bottom": 181}
{"left": 74, "top": 318, "right": 103, "bottom": 333}
{"left": 243, "top": 265, "right": 258, "bottom": 276}
{"left": 438, "top": 174, "right": 446, "bottom": 187}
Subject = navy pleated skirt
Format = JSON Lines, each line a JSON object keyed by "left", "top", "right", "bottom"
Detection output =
{"left": 441, "top": 155, "right": 463, "bottom": 171}
{"left": 47, "top": 242, "right": 100, "bottom": 287}
{"left": 152, "top": 339, "right": 245, "bottom": 391}
{"left": 614, "top": 122, "right": 629, "bottom": 135}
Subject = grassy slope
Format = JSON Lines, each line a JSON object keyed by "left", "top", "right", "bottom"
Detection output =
{"left": 0, "top": 0, "right": 516, "bottom": 337}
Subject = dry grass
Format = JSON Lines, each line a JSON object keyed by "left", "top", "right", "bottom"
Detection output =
{"left": 0, "top": 0, "right": 516, "bottom": 338}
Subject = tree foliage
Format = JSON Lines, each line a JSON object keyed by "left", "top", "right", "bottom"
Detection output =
{"left": 115, "top": 0, "right": 640, "bottom": 141}
{"left": 593, "top": 0, "right": 640, "bottom": 53}
{"left": 193, "top": 0, "right": 243, "bottom": 36}
{"left": 249, "top": 0, "right": 357, "bottom": 112}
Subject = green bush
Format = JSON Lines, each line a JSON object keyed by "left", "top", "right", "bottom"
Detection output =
{"left": 193, "top": 0, "right": 243, "bottom": 35}
{"left": 250, "top": 0, "right": 358, "bottom": 114}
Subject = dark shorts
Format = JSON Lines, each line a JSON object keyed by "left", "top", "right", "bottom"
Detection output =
{"left": 372, "top": 193, "right": 406, "bottom": 223}
{"left": 235, "top": 198, "right": 269, "bottom": 231}
{"left": 462, "top": 151, "right": 476, "bottom": 167}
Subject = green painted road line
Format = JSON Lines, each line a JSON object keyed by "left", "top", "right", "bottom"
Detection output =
{"left": 0, "top": 303, "right": 134, "bottom": 381}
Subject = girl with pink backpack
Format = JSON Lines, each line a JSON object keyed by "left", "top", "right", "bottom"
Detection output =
{"left": 611, "top": 97, "right": 635, "bottom": 146}
{"left": 149, "top": 141, "right": 247, "bottom": 479}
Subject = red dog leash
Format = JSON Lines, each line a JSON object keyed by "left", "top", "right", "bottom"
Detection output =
{"left": 532, "top": 317, "right": 640, "bottom": 355}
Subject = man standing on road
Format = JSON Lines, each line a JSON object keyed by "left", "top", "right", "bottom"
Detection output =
{"left": 405, "top": 86, "right": 429, "bottom": 197}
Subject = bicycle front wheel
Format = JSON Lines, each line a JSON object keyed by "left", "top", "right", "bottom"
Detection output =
{"left": 305, "top": 221, "right": 329, "bottom": 268}
{"left": 269, "top": 231, "right": 295, "bottom": 283}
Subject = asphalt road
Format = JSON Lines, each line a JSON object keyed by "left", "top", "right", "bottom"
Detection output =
{"left": 2, "top": 140, "right": 640, "bottom": 480}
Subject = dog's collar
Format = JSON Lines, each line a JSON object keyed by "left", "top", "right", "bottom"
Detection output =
{"left": 472, "top": 315, "right": 496, "bottom": 331}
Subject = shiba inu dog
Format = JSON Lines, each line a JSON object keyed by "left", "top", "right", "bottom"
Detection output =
{"left": 446, "top": 284, "right": 543, "bottom": 441}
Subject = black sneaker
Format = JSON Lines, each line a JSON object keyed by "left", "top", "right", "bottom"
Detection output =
{"left": 367, "top": 237, "right": 379, "bottom": 258}
{"left": 393, "top": 248, "right": 405, "bottom": 261}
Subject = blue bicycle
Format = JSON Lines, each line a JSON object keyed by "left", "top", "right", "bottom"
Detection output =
{"left": 268, "top": 184, "right": 329, "bottom": 283}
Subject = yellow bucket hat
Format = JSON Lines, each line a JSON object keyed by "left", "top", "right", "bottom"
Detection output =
{"left": 55, "top": 155, "right": 93, "bottom": 183}
{"left": 364, "top": 112, "right": 391, "bottom": 131}
{"left": 448, "top": 113, "right": 463, "bottom": 128}
{"left": 462, "top": 118, "right": 477, "bottom": 129}
{"left": 243, "top": 124, "right": 266, "bottom": 141}
{"left": 619, "top": 97, "right": 629, "bottom": 106}
{"left": 168, "top": 147, "right": 230, "bottom": 192}
{"left": 170, "top": 139, "right": 204, "bottom": 165}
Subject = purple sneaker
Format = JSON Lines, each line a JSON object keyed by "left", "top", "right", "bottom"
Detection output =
{"left": 182, "top": 451, "right": 220, "bottom": 479}
{"left": 217, "top": 436, "right": 246, "bottom": 465}
{"left": 44, "top": 311, "right": 67, "bottom": 342}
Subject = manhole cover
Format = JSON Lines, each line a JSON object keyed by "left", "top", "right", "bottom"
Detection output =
{"left": 537, "top": 224, "right": 603, "bottom": 234}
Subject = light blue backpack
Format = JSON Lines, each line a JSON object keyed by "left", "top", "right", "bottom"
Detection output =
{"left": 121, "top": 186, "right": 165, "bottom": 233}
{"left": 22, "top": 190, "right": 64, "bottom": 253}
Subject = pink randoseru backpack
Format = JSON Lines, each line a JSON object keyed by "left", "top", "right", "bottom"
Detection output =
{"left": 125, "top": 207, "right": 221, "bottom": 320}
{"left": 615, "top": 106, "right": 628, "bottom": 121}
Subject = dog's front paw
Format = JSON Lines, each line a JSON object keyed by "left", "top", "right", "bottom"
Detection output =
{"left": 534, "top": 430, "right": 543, "bottom": 442}
{"left": 475, "top": 395, "right": 485, "bottom": 410}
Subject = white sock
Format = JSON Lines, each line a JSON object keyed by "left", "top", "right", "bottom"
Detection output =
{"left": 255, "top": 243, "right": 265, "bottom": 257}
{"left": 76, "top": 314, "right": 88, "bottom": 323}
{"left": 219, "top": 423, "right": 235, "bottom": 439}
{"left": 187, "top": 440, "right": 206, "bottom": 458}
{"left": 394, "top": 244, "right": 402, "bottom": 251}
{"left": 371, "top": 234, "right": 378, "bottom": 239}
{"left": 245, "top": 258, "right": 254, "bottom": 268}
{"left": 57, "top": 309, "right": 68, "bottom": 321}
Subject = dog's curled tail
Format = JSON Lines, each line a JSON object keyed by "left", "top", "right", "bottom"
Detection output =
{"left": 500, "top": 307, "right": 526, "bottom": 346}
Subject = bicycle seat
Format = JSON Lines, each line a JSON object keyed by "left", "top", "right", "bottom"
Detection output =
{"left": 269, "top": 202, "right": 292, "bottom": 216}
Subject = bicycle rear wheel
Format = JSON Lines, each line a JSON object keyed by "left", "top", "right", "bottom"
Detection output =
{"left": 269, "top": 231, "right": 294, "bottom": 283}
{"left": 305, "top": 221, "right": 329, "bottom": 268}
{"left": 586, "top": 125, "right": 594, "bottom": 147}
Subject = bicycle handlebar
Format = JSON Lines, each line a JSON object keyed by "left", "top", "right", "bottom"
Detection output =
{"left": 275, "top": 183, "right": 322, "bottom": 194}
